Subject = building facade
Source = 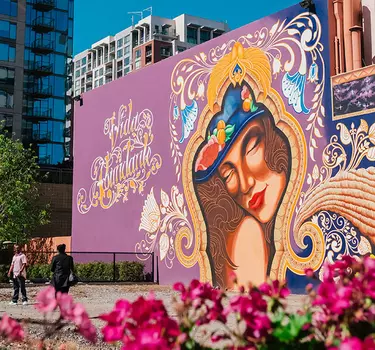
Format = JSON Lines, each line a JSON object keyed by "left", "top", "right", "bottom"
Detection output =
{"left": 72, "top": 14, "right": 228, "bottom": 97}
{"left": 0, "top": 0, "right": 73, "bottom": 165}
{"left": 72, "top": 0, "right": 375, "bottom": 292}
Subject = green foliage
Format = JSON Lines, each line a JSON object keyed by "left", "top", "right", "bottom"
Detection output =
{"left": 0, "top": 133, "right": 49, "bottom": 244}
{"left": 27, "top": 263, "right": 53, "bottom": 280}
{"left": 24, "top": 261, "right": 145, "bottom": 282}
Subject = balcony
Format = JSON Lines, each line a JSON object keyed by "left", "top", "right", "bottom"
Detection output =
{"left": 86, "top": 76, "right": 92, "bottom": 83}
{"left": 26, "top": 61, "right": 53, "bottom": 76}
{"left": 31, "top": 39, "right": 54, "bottom": 54}
{"left": 146, "top": 50, "right": 152, "bottom": 57}
{"left": 105, "top": 68, "right": 112, "bottom": 76}
{"left": 32, "top": 0, "right": 55, "bottom": 11}
{"left": 63, "top": 127, "right": 70, "bottom": 138}
{"left": 27, "top": 85, "right": 53, "bottom": 98}
{"left": 32, "top": 17, "right": 54, "bottom": 33}
{"left": 26, "top": 108, "right": 52, "bottom": 120}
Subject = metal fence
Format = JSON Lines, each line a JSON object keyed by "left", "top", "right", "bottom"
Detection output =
{"left": 24, "top": 251, "right": 156, "bottom": 284}
{"left": 39, "top": 167, "right": 73, "bottom": 184}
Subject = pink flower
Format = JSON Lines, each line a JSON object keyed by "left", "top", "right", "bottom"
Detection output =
{"left": 0, "top": 313, "right": 25, "bottom": 341}
{"left": 241, "top": 85, "right": 250, "bottom": 100}
{"left": 305, "top": 268, "right": 314, "bottom": 278}
{"left": 259, "top": 280, "right": 290, "bottom": 299}
{"left": 195, "top": 136, "right": 224, "bottom": 172}
{"left": 102, "top": 325, "right": 124, "bottom": 343}
{"left": 35, "top": 286, "right": 57, "bottom": 313}
{"left": 56, "top": 292, "right": 75, "bottom": 319}
{"left": 339, "top": 337, "right": 363, "bottom": 350}
{"left": 78, "top": 316, "right": 97, "bottom": 343}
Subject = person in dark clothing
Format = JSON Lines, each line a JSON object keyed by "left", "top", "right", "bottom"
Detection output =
{"left": 51, "top": 244, "right": 74, "bottom": 294}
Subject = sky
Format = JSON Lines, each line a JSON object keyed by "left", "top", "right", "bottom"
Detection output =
{"left": 73, "top": 0, "right": 299, "bottom": 55}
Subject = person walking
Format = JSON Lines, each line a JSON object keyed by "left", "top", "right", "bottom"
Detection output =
{"left": 51, "top": 244, "right": 74, "bottom": 294}
{"left": 7, "top": 245, "right": 28, "bottom": 305}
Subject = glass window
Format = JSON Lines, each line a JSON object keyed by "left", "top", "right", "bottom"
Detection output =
{"left": 117, "top": 38, "right": 123, "bottom": 47}
{"left": 75, "top": 70, "right": 80, "bottom": 78}
{"left": 155, "top": 25, "right": 159, "bottom": 33}
{"left": 200, "top": 30, "right": 210, "bottom": 43}
{"left": 117, "top": 49, "right": 123, "bottom": 58}
{"left": 82, "top": 57, "right": 86, "bottom": 65}
{"left": 124, "top": 46, "right": 130, "bottom": 55}
{"left": 135, "top": 60, "right": 141, "bottom": 70}
{"left": 94, "top": 80, "right": 99, "bottom": 88}
{"left": 54, "top": 54, "right": 66, "bottom": 75}
{"left": 0, "top": 66, "right": 15, "bottom": 84}
{"left": 56, "top": 11, "right": 68, "bottom": 32}
{"left": 52, "top": 98, "right": 66, "bottom": 120}
{"left": 56, "top": 0, "right": 69, "bottom": 10}
{"left": 0, "top": 0, "right": 17, "bottom": 17}
{"left": 0, "top": 89, "right": 13, "bottom": 109}
{"left": 135, "top": 49, "right": 141, "bottom": 58}
{"left": 75, "top": 81, "right": 80, "bottom": 87}
{"left": 125, "top": 35, "right": 130, "bottom": 44}
{"left": 99, "top": 77, "right": 103, "bottom": 86}
{"left": 94, "top": 70, "right": 98, "bottom": 78}
{"left": 76, "top": 60, "right": 81, "bottom": 68}
{"left": 0, "top": 20, "right": 16, "bottom": 39}
{"left": 81, "top": 66, "right": 86, "bottom": 74}
{"left": 68, "top": 0, "right": 73, "bottom": 18}
{"left": 68, "top": 19, "right": 73, "bottom": 37}
{"left": 124, "top": 66, "right": 130, "bottom": 74}
{"left": 187, "top": 27, "right": 198, "bottom": 44}
{"left": 0, "top": 43, "right": 15, "bottom": 62}
{"left": 99, "top": 67, "right": 103, "bottom": 75}
{"left": 75, "top": 89, "right": 79, "bottom": 95}
{"left": 117, "top": 71, "right": 122, "bottom": 78}
{"left": 124, "top": 56, "right": 130, "bottom": 66}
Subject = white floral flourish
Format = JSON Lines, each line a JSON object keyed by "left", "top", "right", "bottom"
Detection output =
{"left": 136, "top": 186, "right": 192, "bottom": 269}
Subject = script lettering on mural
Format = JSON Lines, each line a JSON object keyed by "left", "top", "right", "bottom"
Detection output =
{"left": 77, "top": 100, "right": 162, "bottom": 214}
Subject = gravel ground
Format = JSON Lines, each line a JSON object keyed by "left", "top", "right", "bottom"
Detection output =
{"left": 0, "top": 283, "right": 306, "bottom": 349}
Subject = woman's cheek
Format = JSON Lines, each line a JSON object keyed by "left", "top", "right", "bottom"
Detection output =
{"left": 226, "top": 174, "right": 239, "bottom": 196}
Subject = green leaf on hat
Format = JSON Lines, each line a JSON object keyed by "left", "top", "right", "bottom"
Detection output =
{"left": 250, "top": 102, "right": 258, "bottom": 112}
{"left": 225, "top": 124, "right": 235, "bottom": 142}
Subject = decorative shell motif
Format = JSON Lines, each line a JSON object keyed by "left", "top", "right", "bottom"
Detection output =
{"left": 139, "top": 188, "right": 161, "bottom": 234}
{"left": 295, "top": 167, "right": 375, "bottom": 238}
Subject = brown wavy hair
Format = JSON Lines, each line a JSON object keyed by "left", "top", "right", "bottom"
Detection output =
{"left": 194, "top": 114, "right": 291, "bottom": 288}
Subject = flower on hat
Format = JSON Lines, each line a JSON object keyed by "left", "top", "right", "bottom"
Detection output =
{"left": 195, "top": 120, "right": 235, "bottom": 172}
{"left": 241, "top": 85, "right": 258, "bottom": 113}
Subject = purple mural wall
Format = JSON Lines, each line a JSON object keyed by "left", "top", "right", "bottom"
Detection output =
{"left": 73, "top": 0, "right": 375, "bottom": 292}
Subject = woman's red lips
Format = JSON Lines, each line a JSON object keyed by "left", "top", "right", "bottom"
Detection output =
{"left": 248, "top": 186, "right": 267, "bottom": 210}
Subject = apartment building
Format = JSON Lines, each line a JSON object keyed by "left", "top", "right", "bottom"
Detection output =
{"left": 73, "top": 14, "right": 229, "bottom": 96}
{"left": 0, "top": 0, "right": 74, "bottom": 165}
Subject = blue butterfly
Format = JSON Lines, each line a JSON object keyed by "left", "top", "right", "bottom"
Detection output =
{"left": 179, "top": 100, "right": 198, "bottom": 143}
{"left": 282, "top": 71, "right": 310, "bottom": 114}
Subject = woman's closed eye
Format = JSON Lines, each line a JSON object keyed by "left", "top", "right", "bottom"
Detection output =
{"left": 223, "top": 169, "right": 235, "bottom": 182}
{"left": 246, "top": 134, "right": 262, "bottom": 156}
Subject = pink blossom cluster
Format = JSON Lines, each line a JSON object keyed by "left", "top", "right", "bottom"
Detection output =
{"left": 99, "top": 294, "right": 182, "bottom": 349}
{"left": 308, "top": 255, "right": 375, "bottom": 345}
{"left": 329, "top": 336, "right": 375, "bottom": 350}
{"left": 36, "top": 286, "right": 97, "bottom": 343}
{"left": 0, "top": 313, "right": 24, "bottom": 342}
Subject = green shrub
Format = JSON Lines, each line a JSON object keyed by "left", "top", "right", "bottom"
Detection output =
{"left": 8, "top": 260, "right": 145, "bottom": 283}
{"left": 27, "top": 263, "right": 52, "bottom": 280}
{"left": 117, "top": 261, "right": 145, "bottom": 282}
{"left": 0, "top": 264, "right": 9, "bottom": 283}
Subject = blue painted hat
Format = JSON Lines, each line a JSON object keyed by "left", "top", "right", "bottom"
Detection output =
{"left": 194, "top": 82, "right": 272, "bottom": 183}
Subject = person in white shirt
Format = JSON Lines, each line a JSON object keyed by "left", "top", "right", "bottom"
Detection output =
{"left": 7, "top": 245, "right": 28, "bottom": 305}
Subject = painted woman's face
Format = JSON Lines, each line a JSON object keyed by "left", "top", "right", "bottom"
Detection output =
{"left": 218, "top": 118, "right": 287, "bottom": 224}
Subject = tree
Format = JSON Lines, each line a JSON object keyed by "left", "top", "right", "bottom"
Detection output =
{"left": 0, "top": 133, "right": 49, "bottom": 244}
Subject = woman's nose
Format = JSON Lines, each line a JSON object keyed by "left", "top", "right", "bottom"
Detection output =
{"left": 238, "top": 167, "right": 255, "bottom": 195}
